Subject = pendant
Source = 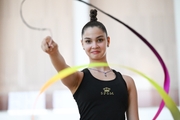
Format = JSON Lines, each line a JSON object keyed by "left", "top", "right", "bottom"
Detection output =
{"left": 104, "top": 73, "right": 107, "bottom": 77}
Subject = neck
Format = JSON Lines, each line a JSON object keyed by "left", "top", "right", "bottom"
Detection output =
{"left": 89, "top": 58, "right": 108, "bottom": 63}
{"left": 89, "top": 57, "right": 109, "bottom": 70}
{"left": 89, "top": 63, "right": 110, "bottom": 71}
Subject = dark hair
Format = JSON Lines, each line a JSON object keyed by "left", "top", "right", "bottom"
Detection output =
{"left": 81, "top": 9, "right": 108, "bottom": 36}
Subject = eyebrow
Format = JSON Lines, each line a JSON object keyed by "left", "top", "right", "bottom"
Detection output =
{"left": 84, "top": 37, "right": 91, "bottom": 40}
{"left": 96, "top": 35, "right": 104, "bottom": 39}
{"left": 84, "top": 35, "right": 104, "bottom": 40}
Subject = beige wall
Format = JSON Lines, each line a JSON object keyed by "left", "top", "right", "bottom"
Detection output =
{"left": 0, "top": 0, "right": 74, "bottom": 94}
{"left": 0, "top": 0, "right": 178, "bottom": 109}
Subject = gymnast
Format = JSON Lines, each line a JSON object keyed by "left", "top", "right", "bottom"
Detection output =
{"left": 41, "top": 9, "right": 139, "bottom": 120}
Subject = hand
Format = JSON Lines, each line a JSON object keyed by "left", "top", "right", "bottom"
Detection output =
{"left": 41, "top": 36, "right": 58, "bottom": 54}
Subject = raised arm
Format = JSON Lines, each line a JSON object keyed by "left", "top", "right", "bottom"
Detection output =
{"left": 41, "top": 36, "right": 83, "bottom": 93}
{"left": 41, "top": 36, "right": 68, "bottom": 71}
{"left": 123, "top": 75, "right": 139, "bottom": 120}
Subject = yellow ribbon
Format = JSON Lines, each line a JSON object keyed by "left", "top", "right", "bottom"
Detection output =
{"left": 32, "top": 62, "right": 180, "bottom": 120}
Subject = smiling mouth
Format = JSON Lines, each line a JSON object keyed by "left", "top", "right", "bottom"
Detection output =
{"left": 91, "top": 51, "right": 100, "bottom": 54}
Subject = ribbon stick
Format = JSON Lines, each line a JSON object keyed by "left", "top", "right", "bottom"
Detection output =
{"left": 20, "top": 0, "right": 53, "bottom": 37}
{"left": 76, "top": 0, "right": 171, "bottom": 119}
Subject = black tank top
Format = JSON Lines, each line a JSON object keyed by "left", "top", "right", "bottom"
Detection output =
{"left": 73, "top": 68, "right": 128, "bottom": 120}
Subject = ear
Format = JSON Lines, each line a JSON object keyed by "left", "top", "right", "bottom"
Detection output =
{"left": 107, "top": 36, "right": 110, "bottom": 47}
{"left": 81, "top": 40, "right": 85, "bottom": 50}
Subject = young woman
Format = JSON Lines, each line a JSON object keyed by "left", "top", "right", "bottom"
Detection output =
{"left": 41, "top": 9, "right": 139, "bottom": 120}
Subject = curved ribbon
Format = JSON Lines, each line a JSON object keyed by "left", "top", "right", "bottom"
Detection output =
{"left": 20, "top": 0, "right": 174, "bottom": 119}
{"left": 20, "top": 0, "right": 53, "bottom": 36}
{"left": 32, "top": 63, "right": 180, "bottom": 120}
{"left": 121, "top": 65, "right": 180, "bottom": 120}
{"left": 76, "top": 0, "right": 170, "bottom": 119}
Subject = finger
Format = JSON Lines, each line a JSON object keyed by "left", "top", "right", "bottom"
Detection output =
{"left": 44, "top": 43, "right": 51, "bottom": 52}
{"left": 42, "top": 36, "right": 56, "bottom": 53}
{"left": 43, "top": 36, "right": 51, "bottom": 49}
{"left": 43, "top": 43, "right": 49, "bottom": 52}
{"left": 46, "top": 36, "right": 54, "bottom": 48}
{"left": 48, "top": 39, "right": 53, "bottom": 47}
{"left": 41, "top": 41, "right": 48, "bottom": 51}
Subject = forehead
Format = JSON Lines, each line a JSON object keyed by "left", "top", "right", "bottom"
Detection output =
{"left": 83, "top": 27, "right": 106, "bottom": 38}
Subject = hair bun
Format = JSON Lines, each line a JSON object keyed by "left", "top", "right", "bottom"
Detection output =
{"left": 90, "top": 9, "right": 97, "bottom": 22}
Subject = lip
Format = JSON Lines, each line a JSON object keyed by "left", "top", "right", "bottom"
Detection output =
{"left": 91, "top": 51, "right": 100, "bottom": 54}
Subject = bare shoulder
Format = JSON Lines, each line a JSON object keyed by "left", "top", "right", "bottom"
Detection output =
{"left": 61, "top": 70, "right": 84, "bottom": 94}
{"left": 122, "top": 75, "right": 139, "bottom": 119}
{"left": 122, "top": 75, "right": 136, "bottom": 90}
{"left": 76, "top": 71, "right": 84, "bottom": 84}
{"left": 70, "top": 71, "right": 84, "bottom": 94}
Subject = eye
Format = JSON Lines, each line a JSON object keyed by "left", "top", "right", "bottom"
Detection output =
{"left": 97, "top": 38, "right": 104, "bottom": 43}
{"left": 85, "top": 39, "right": 92, "bottom": 44}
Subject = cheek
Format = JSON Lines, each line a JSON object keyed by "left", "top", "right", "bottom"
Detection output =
{"left": 99, "top": 42, "right": 106, "bottom": 48}
{"left": 83, "top": 45, "right": 90, "bottom": 51}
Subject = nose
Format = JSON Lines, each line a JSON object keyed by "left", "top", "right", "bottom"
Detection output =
{"left": 92, "top": 41, "right": 99, "bottom": 48}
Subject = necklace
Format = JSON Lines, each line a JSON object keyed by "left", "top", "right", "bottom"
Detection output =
{"left": 89, "top": 68, "right": 112, "bottom": 77}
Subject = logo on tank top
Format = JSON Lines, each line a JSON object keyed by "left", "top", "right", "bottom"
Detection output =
{"left": 101, "top": 87, "right": 114, "bottom": 95}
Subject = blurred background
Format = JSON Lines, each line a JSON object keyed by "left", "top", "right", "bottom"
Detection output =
{"left": 0, "top": 0, "right": 179, "bottom": 119}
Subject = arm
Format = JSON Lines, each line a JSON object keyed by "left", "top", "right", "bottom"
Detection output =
{"left": 41, "top": 36, "right": 82, "bottom": 93}
{"left": 123, "top": 75, "right": 139, "bottom": 120}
